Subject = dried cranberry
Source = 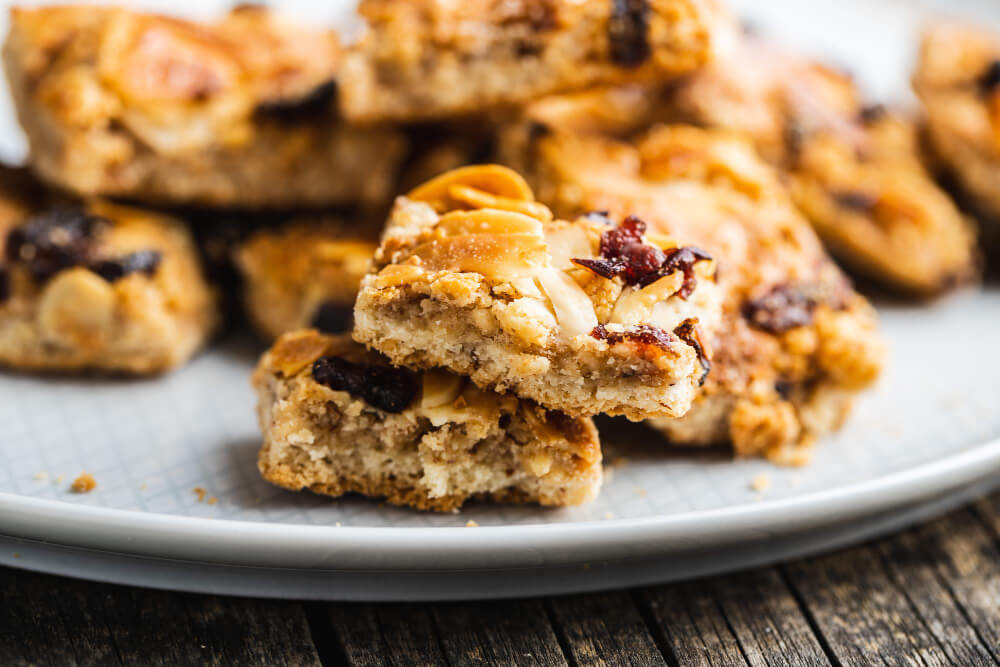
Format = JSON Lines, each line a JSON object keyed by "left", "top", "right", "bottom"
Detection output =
{"left": 978, "top": 60, "right": 1000, "bottom": 93}
{"left": 858, "top": 104, "right": 888, "bottom": 124}
{"left": 309, "top": 302, "right": 353, "bottom": 334}
{"left": 89, "top": 250, "right": 162, "bottom": 283}
{"left": 0, "top": 266, "right": 8, "bottom": 303}
{"left": 312, "top": 356, "right": 418, "bottom": 413}
{"left": 573, "top": 215, "right": 711, "bottom": 297}
{"left": 590, "top": 323, "right": 676, "bottom": 349}
{"left": 661, "top": 246, "right": 713, "bottom": 299}
{"left": 255, "top": 80, "right": 337, "bottom": 124}
{"left": 609, "top": 0, "right": 650, "bottom": 67}
{"left": 742, "top": 285, "right": 818, "bottom": 334}
{"left": 673, "top": 318, "right": 711, "bottom": 384}
{"left": 833, "top": 191, "right": 878, "bottom": 212}
{"left": 5, "top": 208, "right": 106, "bottom": 282}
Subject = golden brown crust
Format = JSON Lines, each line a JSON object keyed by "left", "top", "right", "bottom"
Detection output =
{"left": 235, "top": 220, "right": 379, "bottom": 340}
{"left": 502, "top": 123, "right": 884, "bottom": 460}
{"left": 914, "top": 23, "right": 1000, "bottom": 224}
{"left": 662, "top": 33, "right": 979, "bottom": 295}
{"left": 3, "top": 5, "right": 405, "bottom": 208}
{"left": 253, "top": 330, "right": 602, "bottom": 511}
{"left": 340, "top": 0, "right": 718, "bottom": 123}
{"left": 0, "top": 172, "right": 217, "bottom": 374}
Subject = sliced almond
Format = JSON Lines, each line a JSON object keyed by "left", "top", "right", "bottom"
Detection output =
{"left": 411, "top": 233, "right": 548, "bottom": 280}
{"left": 545, "top": 224, "right": 594, "bottom": 270}
{"left": 536, "top": 268, "right": 598, "bottom": 339}
{"left": 373, "top": 263, "right": 425, "bottom": 288}
{"left": 421, "top": 369, "right": 464, "bottom": 408}
{"left": 448, "top": 185, "right": 553, "bottom": 221}
{"left": 38, "top": 268, "right": 116, "bottom": 350}
{"left": 407, "top": 165, "right": 535, "bottom": 212}
{"left": 609, "top": 272, "right": 684, "bottom": 326}
{"left": 435, "top": 209, "right": 543, "bottom": 237}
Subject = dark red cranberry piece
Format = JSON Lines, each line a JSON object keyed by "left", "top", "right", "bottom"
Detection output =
{"left": 312, "top": 356, "right": 418, "bottom": 413}
{"left": 5, "top": 207, "right": 106, "bottom": 282}
{"left": 573, "top": 215, "right": 711, "bottom": 298}
{"left": 978, "top": 60, "right": 1000, "bottom": 93}
{"left": 0, "top": 266, "right": 8, "bottom": 303}
{"left": 255, "top": 80, "right": 337, "bottom": 124}
{"left": 672, "top": 318, "right": 711, "bottom": 384}
{"left": 608, "top": 0, "right": 651, "bottom": 67}
{"left": 742, "top": 284, "right": 818, "bottom": 334}
{"left": 661, "top": 246, "right": 712, "bottom": 298}
{"left": 833, "top": 191, "right": 878, "bottom": 212}
{"left": 590, "top": 323, "right": 676, "bottom": 349}
{"left": 858, "top": 104, "right": 888, "bottom": 124}
{"left": 310, "top": 302, "right": 353, "bottom": 334}
{"left": 90, "top": 250, "right": 162, "bottom": 283}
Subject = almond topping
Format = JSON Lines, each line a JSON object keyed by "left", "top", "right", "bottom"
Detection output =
{"left": 435, "top": 209, "right": 543, "bottom": 237}
{"left": 536, "top": 268, "right": 598, "bottom": 339}
{"left": 407, "top": 165, "right": 535, "bottom": 212}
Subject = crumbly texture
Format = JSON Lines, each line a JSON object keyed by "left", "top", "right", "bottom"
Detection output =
{"left": 235, "top": 220, "right": 379, "bottom": 340}
{"left": 339, "top": 0, "right": 718, "bottom": 123}
{"left": 353, "top": 165, "right": 721, "bottom": 420}
{"left": 3, "top": 5, "right": 405, "bottom": 209}
{"left": 253, "top": 330, "right": 602, "bottom": 511}
{"left": 502, "top": 124, "right": 884, "bottom": 461}
{"left": 70, "top": 472, "right": 97, "bottom": 493}
{"left": 914, "top": 23, "right": 1000, "bottom": 225}
{"left": 662, "top": 33, "right": 978, "bottom": 295}
{"left": 0, "top": 173, "right": 218, "bottom": 374}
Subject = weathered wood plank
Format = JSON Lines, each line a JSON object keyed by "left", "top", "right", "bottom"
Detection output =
{"left": 182, "top": 595, "right": 321, "bottom": 667}
{"left": 639, "top": 580, "right": 748, "bottom": 667}
{"left": 431, "top": 599, "right": 568, "bottom": 665}
{"left": 782, "top": 544, "right": 953, "bottom": 666}
{"left": 546, "top": 591, "right": 665, "bottom": 666}
{"left": 877, "top": 513, "right": 999, "bottom": 665}
{"left": 320, "top": 603, "right": 446, "bottom": 667}
{"left": 708, "top": 569, "right": 830, "bottom": 667}
{"left": 0, "top": 568, "right": 118, "bottom": 666}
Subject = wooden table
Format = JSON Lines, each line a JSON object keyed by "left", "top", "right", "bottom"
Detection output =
{"left": 4, "top": 491, "right": 999, "bottom": 666}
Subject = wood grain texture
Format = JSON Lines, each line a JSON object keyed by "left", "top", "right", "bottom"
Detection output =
{"left": 782, "top": 545, "right": 954, "bottom": 666}
{"left": 0, "top": 568, "right": 321, "bottom": 667}
{"left": 431, "top": 599, "right": 568, "bottom": 665}
{"left": 0, "top": 569, "right": 118, "bottom": 666}
{"left": 708, "top": 569, "right": 830, "bottom": 667}
{"left": 320, "top": 603, "right": 446, "bottom": 667}
{"left": 639, "top": 580, "right": 749, "bottom": 667}
{"left": 546, "top": 591, "right": 665, "bottom": 666}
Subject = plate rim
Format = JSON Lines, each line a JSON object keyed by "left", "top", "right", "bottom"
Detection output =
{"left": 3, "top": 435, "right": 999, "bottom": 571}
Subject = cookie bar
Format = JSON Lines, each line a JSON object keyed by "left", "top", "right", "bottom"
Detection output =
{"left": 235, "top": 220, "right": 378, "bottom": 340}
{"left": 353, "top": 165, "right": 720, "bottom": 421}
{"left": 914, "top": 23, "right": 1000, "bottom": 224}
{"left": 253, "top": 330, "right": 602, "bottom": 511}
{"left": 664, "top": 35, "right": 978, "bottom": 295}
{"left": 505, "top": 124, "right": 883, "bottom": 461}
{"left": 3, "top": 5, "right": 405, "bottom": 208}
{"left": 339, "top": 0, "right": 718, "bottom": 123}
{"left": 0, "top": 175, "right": 217, "bottom": 374}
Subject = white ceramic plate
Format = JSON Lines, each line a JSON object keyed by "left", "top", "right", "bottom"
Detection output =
{"left": 1, "top": 0, "right": 1000, "bottom": 601}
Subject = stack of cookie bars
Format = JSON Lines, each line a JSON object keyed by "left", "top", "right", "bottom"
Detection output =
{"left": 0, "top": 0, "right": 992, "bottom": 511}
